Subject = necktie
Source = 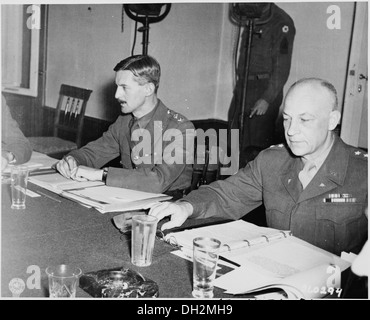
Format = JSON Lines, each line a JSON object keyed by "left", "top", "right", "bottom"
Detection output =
{"left": 298, "top": 160, "right": 316, "bottom": 189}
{"left": 129, "top": 117, "right": 139, "bottom": 134}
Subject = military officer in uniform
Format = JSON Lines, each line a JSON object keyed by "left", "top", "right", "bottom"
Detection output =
{"left": 228, "top": 3, "right": 295, "bottom": 167}
{"left": 150, "top": 78, "right": 368, "bottom": 256}
{"left": 56, "top": 55, "right": 194, "bottom": 196}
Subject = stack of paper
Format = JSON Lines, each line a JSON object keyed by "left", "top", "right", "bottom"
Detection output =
{"left": 213, "top": 235, "right": 350, "bottom": 298}
{"left": 28, "top": 172, "right": 104, "bottom": 194}
{"left": 61, "top": 185, "right": 172, "bottom": 213}
{"left": 29, "top": 172, "right": 172, "bottom": 213}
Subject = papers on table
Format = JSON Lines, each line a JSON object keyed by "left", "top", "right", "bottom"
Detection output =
{"left": 213, "top": 235, "right": 351, "bottom": 298}
{"left": 4, "top": 151, "right": 58, "bottom": 173}
{"left": 61, "top": 185, "right": 172, "bottom": 213}
{"left": 161, "top": 219, "right": 351, "bottom": 299}
{"left": 28, "top": 172, "right": 172, "bottom": 213}
{"left": 214, "top": 263, "right": 345, "bottom": 299}
{"left": 28, "top": 172, "right": 104, "bottom": 194}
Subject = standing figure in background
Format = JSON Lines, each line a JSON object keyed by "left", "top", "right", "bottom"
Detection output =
{"left": 1, "top": 95, "right": 32, "bottom": 170}
{"left": 228, "top": 3, "right": 295, "bottom": 167}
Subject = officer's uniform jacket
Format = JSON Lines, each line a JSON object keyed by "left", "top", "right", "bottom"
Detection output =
{"left": 69, "top": 100, "right": 195, "bottom": 194}
{"left": 230, "top": 4, "right": 296, "bottom": 151}
{"left": 185, "top": 135, "right": 368, "bottom": 255}
{"left": 238, "top": 3, "right": 296, "bottom": 104}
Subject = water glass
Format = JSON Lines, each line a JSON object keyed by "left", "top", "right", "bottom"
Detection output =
{"left": 10, "top": 166, "right": 29, "bottom": 209}
{"left": 46, "top": 264, "right": 82, "bottom": 298}
{"left": 192, "top": 237, "right": 221, "bottom": 298}
{"left": 131, "top": 215, "right": 158, "bottom": 267}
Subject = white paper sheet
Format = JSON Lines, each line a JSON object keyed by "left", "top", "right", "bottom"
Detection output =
{"left": 4, "top": 151, "right": 58, "bottom": 173}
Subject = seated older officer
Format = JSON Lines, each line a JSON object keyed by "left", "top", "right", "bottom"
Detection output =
{"left": 150, "top": 78, "right": 368, "bottom": 255}
{"left": 1, "top": 95, "right": 32, "bottom": 171}
{"left": 56, "top": 55, "right": 194, "bottom": 195}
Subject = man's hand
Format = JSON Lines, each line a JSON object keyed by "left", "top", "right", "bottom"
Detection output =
{"left": 1, "top": 151, "right": 15, "bottom": 171}
{"left": 249, "top": 99, "right": 269, "bottom": 118}
{"left": 56, "top": 156, "right": 78, "bottom": 179}
{"left": 149, "top": 201, "right": 193, "bottom": 231}
{"left": 72, "top": 165, "right": 103, "bottom": 182}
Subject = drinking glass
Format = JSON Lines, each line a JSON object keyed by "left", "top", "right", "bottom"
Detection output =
{"left": 192, "top": 237, "right": 221, "bottom": 298}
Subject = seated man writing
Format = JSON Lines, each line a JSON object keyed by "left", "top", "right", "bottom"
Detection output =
{"left": 150, "top": 78, "right": 368, "bottom": 255}
{"left": 1, "top": 95, "right": 32, "bottom": 170}
{"left": 56, "top": 55, "right": 194, "bottom": 196}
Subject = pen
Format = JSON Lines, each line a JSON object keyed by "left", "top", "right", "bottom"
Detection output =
{"left": 219, "top": 255, "right": 241, "bottom": 268}
{"left": 70, "top": 167, "right": 78, "bottom": 179}
{"left": 29, "top": 168, "right": 57, "bottom": 176}
{"left": 179, "top": 249, "right": 240, "bottom": 268}
{"left": 3, "top": 168, "right": 56, "bottom": 177}
{"left": 38, "top": 191, "right": 62, "bottom": 203}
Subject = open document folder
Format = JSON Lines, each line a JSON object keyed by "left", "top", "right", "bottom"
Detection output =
{"left": 160, "top": 220, "right": 351, "bottom": 299}
{"left": 214, "top": 234, "right": 350, "bottom": 298}
{"left": 28, "top": 172, "right": 172, "bottom": 213}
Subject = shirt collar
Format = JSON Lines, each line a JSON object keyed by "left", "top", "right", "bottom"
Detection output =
{"left": 132, "top": 100, "right": 159, "bottom": 130}
{"left": 301, "top": 134, "right": 335, "bottom": 170}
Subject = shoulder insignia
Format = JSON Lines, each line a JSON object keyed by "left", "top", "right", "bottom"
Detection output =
{"left": 269, "top": 144, "right": 284, "bottom": 149}
{"left": 167, "top": 109, "right": 184, "bottom": 122}
{"left": 353, "top": 149, "right": 367, "bottom": 160}
{"left": 282, "top": 25, "right": 289, "bottom": 33}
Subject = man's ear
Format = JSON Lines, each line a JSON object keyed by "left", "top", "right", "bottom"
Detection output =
{"left": 145, "top": 82, "right": 155, "bottom": 96}
{"left": 328, "top": 110, "right": 341, "bottom": 131}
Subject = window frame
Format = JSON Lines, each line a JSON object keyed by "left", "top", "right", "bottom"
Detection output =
{"left": 1, "top": 4, "right": 41, "bottom": 97}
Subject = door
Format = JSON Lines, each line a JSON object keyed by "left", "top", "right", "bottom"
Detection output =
{"left": 341, "top": 2, "right": 368, "bottom": 149}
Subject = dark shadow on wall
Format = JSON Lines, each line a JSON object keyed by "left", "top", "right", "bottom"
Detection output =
{"left": 100, "top": 80, "right": 121, "bottom": 122}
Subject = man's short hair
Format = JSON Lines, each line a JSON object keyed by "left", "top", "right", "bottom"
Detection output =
{"left": 114, "top": 55, "right": 161, "bottom": 92}
{"left": 286, "top": 77, "right": 339, "bottom": 111}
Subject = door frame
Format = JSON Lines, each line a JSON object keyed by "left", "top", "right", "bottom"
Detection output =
{"left": 340, "top": 2, "right": 368, "bottom": 148}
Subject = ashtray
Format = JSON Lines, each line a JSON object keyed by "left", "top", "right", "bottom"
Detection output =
{"left": 79, "top": 267, "right": 159, "bottom": 298}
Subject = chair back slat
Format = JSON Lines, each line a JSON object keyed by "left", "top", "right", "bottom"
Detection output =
{"left": 53, "top": 84, "right": 92, "bottom": 148}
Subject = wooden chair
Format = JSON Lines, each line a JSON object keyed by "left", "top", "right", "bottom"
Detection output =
{"left": 29, "top": 84, "right": 93, "bottom": 159}
{"left": 187, "top": 130, "right": 227, "bottom": 194}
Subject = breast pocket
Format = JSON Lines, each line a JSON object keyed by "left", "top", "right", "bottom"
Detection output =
{"left": 132, "top": 152, "right": 153, "bottom": 166}
{"left": 264, "top": 192, "right": 292, "bottom": 230}
{"left": 315, "top": 203, "right": 366, "bottom": 254}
